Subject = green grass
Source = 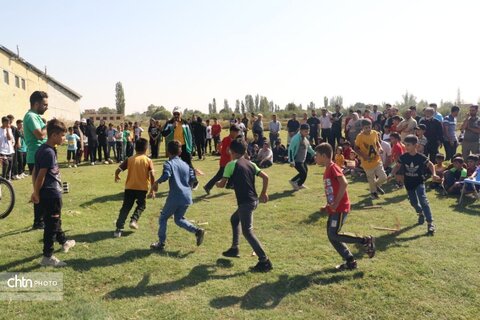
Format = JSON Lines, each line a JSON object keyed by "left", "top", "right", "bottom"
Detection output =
{"left": 0, "top": 131, "right": 479, "bottom": 320}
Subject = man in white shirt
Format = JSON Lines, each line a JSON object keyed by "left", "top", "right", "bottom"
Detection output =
{"left": 319, "top": 108, "right": 333, "bottom": 145}
{"left": 0, "top": 116, "right": 15, "bottom": 180}
{"left": 396, "top": 109, "right": 417, "bottom": 141}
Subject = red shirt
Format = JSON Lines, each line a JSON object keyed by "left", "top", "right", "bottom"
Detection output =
{"left": 212, "top": 124, "right": 222, "bottom": 137}
{"left": 220, "top": 136, "right": 233, "bottom": 167}
{"left": 343, "top": 146, "right": 352, "bottom": 160}
{"left": 391, "top": 142, "right": 405, "bottom": 162}
{"left": 323, "top": 162, "right": 350, "bottom": 214}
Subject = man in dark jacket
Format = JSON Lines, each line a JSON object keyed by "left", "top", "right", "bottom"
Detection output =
{"left": 419, "top": 107, "right": 444, "bottom": 162}
{"left": 96, "top": 120, "right": 108, "bottom": 163}
{"left": 192, "top": 117, "right": 207, "bottom": 160}
{"left": 85, "top": 119, "right": 98, "bottom": 165}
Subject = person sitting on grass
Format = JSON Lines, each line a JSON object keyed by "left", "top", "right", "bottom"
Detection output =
{"left": 272, "top": 139, "right": 288, "bottom": 163}
{"left": 466, "top": 154, "right": 478, "bottom": 177}
{"left": 256, "top": 141, "right": 273, "bottom": 168}
{"left": 429, "top": 153, "right": 446, "bottom": 190}
{"left": 288, "top": 124, "right": 315, "bottom": 190}
{"left": 443, "top": 157, "right": 467, "bottom": 195}
{"left": 31, "top": 119, "right": 76, "bottom": 267}
{"left": 335, "top": 146, "right": 345, "bottom": 169}
{"left": 315, "top": 143, "right": 376, "bottom": 271}
{"left": 215, "top": 138, "right": 272, "bottom": 272}
{"left": 150, "top": 140, "right": 205, "bottom": 251}
{"left": 114, "top": 138, "right": 155, "bottom": 238}
{"left": 390, "top": 135, "right": 438, "bottom": 235}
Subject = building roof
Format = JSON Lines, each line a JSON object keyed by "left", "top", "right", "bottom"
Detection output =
{"left": 0, "top": 45, "right": 82, "bottom": 99}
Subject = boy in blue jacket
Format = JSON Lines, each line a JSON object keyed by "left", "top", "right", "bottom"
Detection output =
{"left": 150, "top": 140, "right": 205, "bottom": 251}
{"left": 287, "top": 124, "right": 315, "bottom": 190}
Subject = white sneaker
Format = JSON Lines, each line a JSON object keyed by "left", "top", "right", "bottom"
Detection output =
{"left": 40, "top": 256, "right": 67, "bottom": 267}
{"left": 11, "top": 175, "right": 19, "bottom": 180}
{"left": 62, "top": 240, "right": 76, "bottom": 253}
{"left": 113, "top": 230, "right": 122, "bottom": 238}
{"left": 298, "top": 184, "right": 308, "bottom": 189}
{"left": 104, "top": 161, "right": 109, "bottom": 165}
{"left": 289, "top": 180, "right": 299, "bottom": 191}
{"left": 20, "top": 173, "right": 26, "bottom": 179}
{"left": 73, "top": 164, "right": 77, "bottom": 168}
{"left": 68, "top": 165, "right": 72, "bottom": 168}
{"left": 91, "top": 162, "right": 95, "bottom": 166}
{"left": 129, "top": 220, "right": 139, "bottom": 230}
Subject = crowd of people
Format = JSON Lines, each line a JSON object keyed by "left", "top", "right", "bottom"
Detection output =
{"left": 3, "top": 90, "right": 480, "bottom": 271}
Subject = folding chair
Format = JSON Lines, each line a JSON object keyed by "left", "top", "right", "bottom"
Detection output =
{"left": 458, "top": 175, "right": 480, "bottom": 205}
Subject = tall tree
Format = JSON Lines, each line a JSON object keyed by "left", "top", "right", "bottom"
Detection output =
{"left": 259, "top": 96, "right": 269, "bottom": 113}
{"left": 212, "top": 98, "right": 217, "bottom": 114}
{"left": 269, "top": 100, "right": 274, "bottom": 112}
{"left": 235, "top": 99, "right": 240, "bottom": 113}
{"left": 208, "top": 103, "right": 213, "bottom": 115}
{"left": 308, "top": 101, "right": 315, "bottom": 110}
{"left": 245, "top": 95, "right": 255, "bottom": 113}
{"left": 323, "top": 96, "right": 328, "bottom": 108}
{"left": 224, "top": 99, "right": 230, "bottom": 112}
{"left": 241, "top": 101, "right": 246, "bottom": 114}
{"left": 456, "top": 88, "right": 462, "bottom": 106}
{"left": 254, "top": 94, "right": 260, "bottom": 112}
{"left": 115, "top": 82, "right": 125, "bottom": 114}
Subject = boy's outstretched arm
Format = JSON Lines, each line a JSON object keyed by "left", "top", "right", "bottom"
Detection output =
{"left": 389, "top": 162, "right": 401, "bottom": 179}
{"left": 216, "top": 178, "right": 228, "bottom": 188}
{"left": 427, "top": 160, "right": 439, "bottom": 181}
{"left": 258, "top": 171, "right": 269, "bottom": 203}
{"left": 115, "top": 159, "right": 128, "bottom": 182}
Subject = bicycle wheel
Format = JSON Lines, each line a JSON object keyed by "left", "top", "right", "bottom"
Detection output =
{"left": 0, "top": 178, "right": 15, "bottom": 219}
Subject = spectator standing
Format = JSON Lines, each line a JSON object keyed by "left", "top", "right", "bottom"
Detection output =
{"left": 307, "top": 110, "right": 320, "bottom": 146}
{"left": 331, "top": 105, "right": 344, "bottom": 150}
{"left": 443, "top": 106, "right": 459, "bottom": 161}
{"left": 460, "top": 105, "right": 480, "bottom": 159}
{"left": 287, "top": 113, "right": 300, "bottom": 146}
{"left": 419, "top": 107, "right": 444, "bottom": 162}
{"left": 268, "top": 114, "right": 281, "bottom": 147}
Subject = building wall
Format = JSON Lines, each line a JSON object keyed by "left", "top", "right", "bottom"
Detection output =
{"left": 0, "top": 50, "right": 48, "bottom": 120}
{"left": 47, "top": 80, "right": 81, "bottom": 121}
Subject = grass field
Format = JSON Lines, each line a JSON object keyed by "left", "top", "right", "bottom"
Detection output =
{"left": 0, "top": 131, "right": 479, "bottom": 320}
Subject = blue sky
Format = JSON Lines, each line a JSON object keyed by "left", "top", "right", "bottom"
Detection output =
{"left": 3, "top": 0, "right": 480, "bottom": 113}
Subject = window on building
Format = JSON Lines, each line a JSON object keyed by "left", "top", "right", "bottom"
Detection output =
{"left": 96, "top": 117, "right": 100, "bottom": 120}
{"left": 15, "top": 76, "right": 20, "bottom": 88}
{"left": 21, "top": 78, "right": 25, "bottom": 90}
{"left": 116, "top": 116, "right": 121, "bottom": 120}
{"left": 3, "top": 70, "right": 9, "bottom": 84}
{"left": 110, "top": 117, "right": 114, "bottom": 120}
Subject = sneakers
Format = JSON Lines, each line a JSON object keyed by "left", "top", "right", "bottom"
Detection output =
{"left": 91, "top": 162, "right": 95, "bottom": 166}
{"left": 427, "top": 223, "right": 436, "bottom": 235}
{"left": 73, "top": 164, "right": 78, "bottom": 168}
{"left": 250, "top": 259, "right": 273, "bottom": 273}
{"left": 32, "top": 223, "right": 45, "bottom": 230}
{"left": 67, "top": 165, "right": 72, "bottom": 168}
{"left": 370, "top": 192, "right": 380, "bottom": 200}
{"left": 195, "top": 228, "right": 205, "bottom": 246}
{"left": 376, "top": 186, "right": 385, "bottom": 195}
{"left": 203, "top": 186, "right": 210, "bottom": 195}
{"left": 335, "top": 259, "right": 358, "bottom": 271}
{"left": 222, "top": 247, "right": 240, "bottom": 258}
{"left": 418, "top": 213, "right": 425, "bottom": 225}
{"left": 191, "top": 179, "right": 199, "bottom": 190}
{"left": 62, "top": 240, "right": 76, "bottom": 253}
{"left": 104, "top": 161, "right": 109, "bottom": 165}
{"left": 150, "top": 242, "right": 165, "bottom": 251}
{"left": 113, "top": 229, "right": 122, "bottom": 238}
{"left": 298, "top": 184, "right": 308, "bottom": 190}
{"left": 129, "top": 220, "right": 139, "bottom": 230}
{"left": 40, "top": 256, "right": 67, "bottom": 267}
{"left": 289, "top": 180, "right": 299, "bottom": 191}
{"left": 364, "top": 236, "right": 376, "bottom": 258}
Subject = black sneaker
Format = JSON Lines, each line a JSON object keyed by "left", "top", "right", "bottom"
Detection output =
{"left": 370, "top": 192, "right": 379, "bottom": 200}
{"left": 195, "top": 229, "right": 205, "bottom": 246}
{"left": 376, "top": 186, "right": 385, "bottom": 195}
{"left": 191, "top": 179, "right": 199, "bottom": 190}
{"left": 150, "top": 242, "right": 165, "bottom": 251}
{"left": 427, "top": 223, "right": 436, "bottom": 236}
{"left": 222, "top": 247, "right": 240, "bottom": 258}
{"left": 250, "top": 259, "right": 273, "bottom": 273}
{"left": 32, "top": 223, "right": 45, "bottom": 230}
{"left": 418, "top": 213, "right": 425, "bottom": 225}
{"left": 364, "top": 236, "right": 376, "bottom": 258}
{"left": 203, "top": 186, "right": 210, "bottom": 195}
{"left": 335, "top": 260, "right": 358, "bottom": 271}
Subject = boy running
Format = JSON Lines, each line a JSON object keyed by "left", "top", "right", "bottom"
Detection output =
{"left": 31, "top": 119, "right": 76, "bottom": 267}
{"left": 354, "top": 119, "right": 387, "bottom": 199}
{"left": 114, "top": 138, "right": 155, "bottom": 237}
{"left": 390, "top": 135, "right": 438, "bottom": 235}
{"left": 216, "top": 138, "right": 272, "bottom": 272}
{"left": 150, "top": 140, "right": 205, "bottom": 251}
{"left": 288, "top": 123, "right": 315, "bottom": 190}
{"left": 315, "top": 143, "right": 376, "bottom": 270}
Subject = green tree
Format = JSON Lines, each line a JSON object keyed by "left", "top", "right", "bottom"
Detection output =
{"left": 285, "top": 102, "right": 298, "bottom": 112}
{"left": 308, "top": 101, "right": 315, "bottom": 110}
{"left": 212, "top": 98, "right": 217, "bottom": 114}
{"left": 259, "top": 96, "right": 269, "bottom": 113}
{"left": 97, "top": 107, "right": 117, "bottom": 114}
{"left": 235, "top": 99, "right": 240, "bottom": 113}
{"left": 323, "top": 96, "right": 328, "bottom": 108}
{"left": 115, "top": 82, "right": 126, "bottom": 114}
{"left": 223, "top": 99, "right": 230, "bottom": 113}
{"left": 241, "top": 101, "right": 246, "bottom": 114}
{"left": 255, "top": 94, "right": 260, "bottom": 112}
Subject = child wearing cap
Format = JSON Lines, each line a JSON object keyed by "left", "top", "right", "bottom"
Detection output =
{"left": 415, "top": 124, "right": 428, "bottom": 155}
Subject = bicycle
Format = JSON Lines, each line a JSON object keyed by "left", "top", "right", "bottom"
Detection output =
{"left": 0, "top": 176, "right": 15, "bottom": 219}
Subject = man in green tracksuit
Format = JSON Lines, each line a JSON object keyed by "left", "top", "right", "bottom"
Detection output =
{"left": 161, "top": 107, "right": 198, "bottom": 188}
{"left": 287, "top": 124, "right": 315, "bottom": 190}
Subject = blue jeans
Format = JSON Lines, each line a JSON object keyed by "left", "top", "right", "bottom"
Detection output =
{"left": 407, "top": 184, "right": 433, "bottom": 223}
{"left": 158, "top": 201, "right": 198, "bottom": 244}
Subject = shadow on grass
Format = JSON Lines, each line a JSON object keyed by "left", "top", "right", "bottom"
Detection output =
{"left": 193, "top": 192, "right": 229, "bottom": 202}
{"left": 0, "top": 254, "right": 43, "bottom": 272}
{"left": 210, "top": 268, "right": 364, "bottom": 310}
{"left": 301, "top": 211, "right": 327, "bottom": 224}
{"left": 105, "top": 258, "right": 244, "bottom": 299}
{"left": 268, "top": 190, "right": 296, "bottom": 202}
{"left": 450, "top": 200, "right": 480, "bottom": 216}
{"left": 67, "top": 248, "right": 194, "bottom": 271}
{"left": 80, "top": 191, "right": 169, "bottom": 208}
{"left": 351, "top": 192, "right": 407, "bottom": 210}
{"left": 70, "top": 230, "right": 134, "bottom": 243}
{"left": 0, "top": 227, "right": 32, "bottom": 239}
